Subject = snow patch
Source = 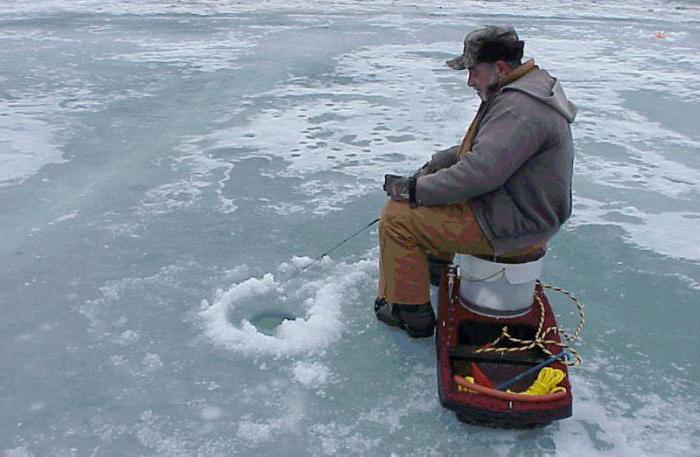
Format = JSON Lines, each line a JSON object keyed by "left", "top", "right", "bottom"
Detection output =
{"left": 236, "top": 418, "right": 285, "bottom": 445}
{"left": 200, "top": 257, "right": 374, "bottom": 357}
{"left": 0, "top": 95, "right": 65, "bottom": 187}
{"left": 201, "top": 405, "right": 223, "bottom": 421}
{"left": 571, "top": 196, "right": 700, "bottom": 262}
{"left": 50, "top": 211, "right": 78, "bottom": 224}
{"left": 292, "top": 361, "right": 330, "bottom": 387}
{"left": 0, "top": 448, "right": 34, "bottom": 457}
{"left": 142, "top": 353, "right": 163, "bottom": 371}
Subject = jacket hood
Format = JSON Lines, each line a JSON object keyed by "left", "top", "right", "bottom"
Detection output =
{"left": 503, "top": 69, "right": 577, "bottom": 123}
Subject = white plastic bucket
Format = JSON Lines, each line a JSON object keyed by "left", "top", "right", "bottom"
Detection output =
{"left": 456, "top": 253, "right": 543, "bottom": 317}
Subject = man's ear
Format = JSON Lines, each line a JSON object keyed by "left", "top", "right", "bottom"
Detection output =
{"left": 495, "top": 60, "right": 512, "bottom": 77}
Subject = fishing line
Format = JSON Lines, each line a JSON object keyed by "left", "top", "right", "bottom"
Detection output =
{"left": 282, "top": 217, "right": 380, "bottom": 284}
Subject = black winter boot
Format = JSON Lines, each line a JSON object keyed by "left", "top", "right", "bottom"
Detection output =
{"left": 374, "top": 298, "right": 436, "bottom": 338}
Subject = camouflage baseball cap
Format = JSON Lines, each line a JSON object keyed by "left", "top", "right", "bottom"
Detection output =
{"left": 446, "top": 25, "right": 524, "bottom": 70}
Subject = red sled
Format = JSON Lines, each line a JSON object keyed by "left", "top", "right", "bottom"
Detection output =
{"left": 435, "top": 259, "right": 573, "bottom": 428}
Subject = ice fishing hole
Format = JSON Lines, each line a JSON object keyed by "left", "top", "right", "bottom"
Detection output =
{"left": 249, "top": 311, "right": 297, "bottom": 335}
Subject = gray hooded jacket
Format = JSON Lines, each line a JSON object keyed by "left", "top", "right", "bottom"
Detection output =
{"left": 417, "top": 68, "right": 577, "bottom": 254}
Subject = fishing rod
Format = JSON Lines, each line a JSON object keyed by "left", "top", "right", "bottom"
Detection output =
{"left": 282, "top": 217, "right": 380, "bottom": 284}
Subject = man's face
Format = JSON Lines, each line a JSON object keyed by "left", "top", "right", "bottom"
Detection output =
{"left": 467, "top": 63, "right": 500, "bottom": 101}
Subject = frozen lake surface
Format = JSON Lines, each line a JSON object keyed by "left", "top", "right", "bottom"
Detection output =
{"left": 1, "top": 1, "right": 699, "bottom": 455}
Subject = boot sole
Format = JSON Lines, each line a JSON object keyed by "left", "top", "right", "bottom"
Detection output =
{"left": 404, "top": 325, "right": 434, "bottom": 338}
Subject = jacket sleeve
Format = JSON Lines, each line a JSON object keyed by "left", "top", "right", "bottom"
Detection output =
{"left": 417, "top": 96, "right": 546, "bottom": 206}
{"left": 430, "top": 145, "right": 460, "bottom": 169}
{"left": 413, "top": 145, "right": 460, "bottom": 177}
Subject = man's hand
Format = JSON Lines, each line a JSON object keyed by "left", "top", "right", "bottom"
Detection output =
{"left": 412, "top": 161, "right": 438, "bottom": 178}
{"left": 383, "top": 174, "right": 417, "bottom": 207}
{"left": 384, "top": 174, "right": 409, "bottom": 201}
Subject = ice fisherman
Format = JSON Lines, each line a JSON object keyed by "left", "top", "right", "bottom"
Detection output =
{"left": 375, "top": 25, "right": 577, "bottom": 338}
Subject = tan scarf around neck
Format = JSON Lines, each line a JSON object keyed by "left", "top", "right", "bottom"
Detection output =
{"left": 457, "top": 59, "right": 538, "bottom": 158}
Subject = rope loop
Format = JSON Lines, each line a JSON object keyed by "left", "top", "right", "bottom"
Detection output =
{"left": 475, "top": 281, "right": 585, "bottom": 366}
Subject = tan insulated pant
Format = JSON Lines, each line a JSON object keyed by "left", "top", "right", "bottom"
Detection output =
{"left": 377, "top": 199, "right": 539, "bottom": 305}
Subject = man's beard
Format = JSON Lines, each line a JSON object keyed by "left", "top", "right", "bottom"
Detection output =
{"left": 477, "top": 69, "right": 501, "bottom": 101}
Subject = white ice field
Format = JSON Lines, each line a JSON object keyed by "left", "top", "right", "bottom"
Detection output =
{"left": 1, "top": 1, "right": 699, "bottom": 456}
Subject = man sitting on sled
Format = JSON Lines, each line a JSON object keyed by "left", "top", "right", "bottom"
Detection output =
{"left": 375, "top": 25, "right": 577, "bottom": 338}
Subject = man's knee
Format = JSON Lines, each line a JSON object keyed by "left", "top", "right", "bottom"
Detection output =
{"left": 380, "top": 200, "right": 413, "bottom": 234}
{"left": 379, "top": 200, "right": 418, "bottom": 248}
{"left": 380, "top": 199, "right": 411, "bottom": 222}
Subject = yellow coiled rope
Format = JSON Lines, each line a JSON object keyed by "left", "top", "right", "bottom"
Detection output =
{"left": 456, "top": 376, "right": 476, "bottom": 392}
{"left": 509, "top": 367, "right": 566, "bottom": 395}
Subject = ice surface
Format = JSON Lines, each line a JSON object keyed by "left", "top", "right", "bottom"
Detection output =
{"left": 0, "top": 94, "right": 66, "bottom": 186}
{"left": 1, "top": 1, "right": 699, "bottom": 456}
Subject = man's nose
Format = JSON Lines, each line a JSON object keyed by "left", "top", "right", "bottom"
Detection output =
{"left": 467, "top": 72, "right": 475, "bottom": 87}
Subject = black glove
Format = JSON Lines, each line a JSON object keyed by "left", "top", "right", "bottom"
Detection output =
{"left": 383, "top": 174, "right": 417, "bottom": 207}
